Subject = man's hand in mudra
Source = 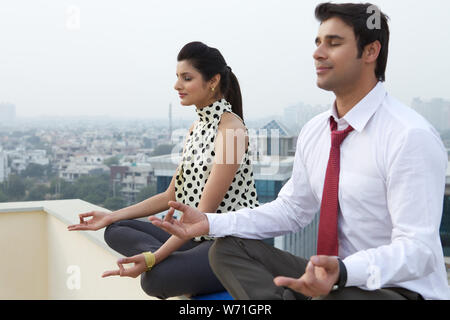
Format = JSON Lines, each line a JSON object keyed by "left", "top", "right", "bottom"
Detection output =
{"left": 148, "top": 201, "right": 210, "bottom": 240}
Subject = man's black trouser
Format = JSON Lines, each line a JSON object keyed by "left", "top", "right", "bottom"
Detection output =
{"left": 208, "top": 236, "right": 424, "bottom": 300}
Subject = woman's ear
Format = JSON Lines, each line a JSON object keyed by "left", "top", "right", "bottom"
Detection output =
{"left": 210, "top": 73, "right": 221, "bottom": 90}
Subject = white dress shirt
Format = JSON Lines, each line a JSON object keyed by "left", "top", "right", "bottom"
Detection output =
{"left": 206, "top": 82, "right": 450, "bottom": 300}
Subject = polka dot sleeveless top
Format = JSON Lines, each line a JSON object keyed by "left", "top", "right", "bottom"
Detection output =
{"left": 175, "top": 98, "right": 259, "bottom": 241}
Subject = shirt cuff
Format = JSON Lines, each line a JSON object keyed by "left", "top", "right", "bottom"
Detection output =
{"left": 205, "top": 212, "right": 235, "bottom": 238}
{"left": 342, "top": 252, "right": 371, "bottom": 288}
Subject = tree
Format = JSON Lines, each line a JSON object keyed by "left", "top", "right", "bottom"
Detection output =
{"left": 5, "top": 174, "right": 26, "bottom": 201}
{"left": 136, "top": 183, "right": 157, "bottom": 203}
{"left": 104, "top": 197, "right": 126, "bottom": 211}
{"left": 0, "top": 189, "right": 8, "bottom": 202}
{"left": 151, "top": 144, "right": 176, "bottom": 157}
{"left": 60, "top": 180, "right": 78, "bottom": 199}
{"left": 26, "top": 184, "right": 50, "bottom": 201}
{"left": 51, "top": 174, "right": 111, "bottom": 207}
{"left": 50, "top": 178, "right": 76, "bottom": 199}
{"left": 26, "top": 135, "right": 41, "bottom": 145}
{"left": 104, "top": 156, "right": 120, "bottom": 167}
{"left": 73, "top": 174, "right": 110, "bottom": 205}
{"left": 20, "top": 163, "right": 47, "bottom": 178}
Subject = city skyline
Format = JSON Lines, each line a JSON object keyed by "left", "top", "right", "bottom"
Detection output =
{"left": 1, "top": 1, "right": 450, "bottom": 120}
{"left": 2, "top": 95, "right": 449, "bottom": 131}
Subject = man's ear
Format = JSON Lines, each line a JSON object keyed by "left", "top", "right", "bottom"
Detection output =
{"left": 364, "top": 40, "right": 381, "bottom": 64}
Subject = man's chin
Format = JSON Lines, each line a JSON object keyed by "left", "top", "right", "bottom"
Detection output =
{"left": 316, "top": 79, "right": 334, "bottom": 92}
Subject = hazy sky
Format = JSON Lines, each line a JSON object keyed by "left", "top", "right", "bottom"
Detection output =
{"left": 1, "top": 0, "right": 450, "bottom": 120}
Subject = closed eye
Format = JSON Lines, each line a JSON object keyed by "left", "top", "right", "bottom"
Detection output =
{"left": 176, "top": 72, "right": 193, "bottom": 81}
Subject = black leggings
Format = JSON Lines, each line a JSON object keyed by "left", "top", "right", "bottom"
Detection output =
{"left": 103, "top": 219, "right": 225, "bottom": 299}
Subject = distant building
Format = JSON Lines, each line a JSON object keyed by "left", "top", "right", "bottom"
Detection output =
{"left": 10, "top": 158, "right": 27, "bottom": 173}
{"left": 0, "top": 148, "right": 10, "bottom": 183}
{"left": 170, "top": 128, "right": 188, "bottom": 145}
{"left": 256, "top": 120, "right": 297, "bottom": 157}
{"left": 59, "top": 163, "right": 109, "bottom": 182}
{"left": 282, "top": 103, "right": 329, "bottom": 135}
{"left": 110, "top": 166, "right": 129, "bottom": 190}
{"left": 0, "top": 103, "right": 16, "bottom": 124}
{"left": 110, "top": 163, "right": 154, "bottom": 204}
{"left": 26, "top": 150, "right": 50, "bottom": 166}
{"left": 147, "top": 154, "right": 179, "bottom": 195}
{"left": 411, "top": 97, "right": 450, "bottom": 132}
{"left": 6, "top": 148, "right": 50, "bottom": 174}
{"left": 73, "top": 154, "right": 105, "bottom": 166}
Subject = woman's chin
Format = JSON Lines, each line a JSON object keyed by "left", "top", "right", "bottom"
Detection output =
{"left": 180, "top": 100, "right": 194, "bottom": 106}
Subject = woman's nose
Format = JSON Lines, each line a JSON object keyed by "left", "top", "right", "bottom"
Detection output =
{"left": 174, "top": 78, "right": 182, "bottom": 91}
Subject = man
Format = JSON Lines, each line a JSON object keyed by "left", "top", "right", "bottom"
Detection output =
{"left": 150, "top": 3, "right": 450, "bottom": 300}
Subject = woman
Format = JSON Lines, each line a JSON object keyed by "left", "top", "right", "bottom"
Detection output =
{"left": 67, "top": 41, "right": 259, "bottom": 299}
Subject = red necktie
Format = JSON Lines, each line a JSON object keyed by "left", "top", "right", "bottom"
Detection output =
{"left": 317, "top": 117, "right": 354, "bottom": 256}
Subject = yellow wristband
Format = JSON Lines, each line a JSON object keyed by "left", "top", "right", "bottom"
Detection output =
{"left": 142, "top": 251, "right": 155, "bottom": 271}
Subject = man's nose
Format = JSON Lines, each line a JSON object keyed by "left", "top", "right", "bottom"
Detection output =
{"left": 313, "top": 44, "right": 327, "bottom": 61}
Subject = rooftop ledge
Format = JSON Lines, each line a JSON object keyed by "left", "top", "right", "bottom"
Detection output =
{"left": 0, "top": 199, "right": 184, "bottom": 300}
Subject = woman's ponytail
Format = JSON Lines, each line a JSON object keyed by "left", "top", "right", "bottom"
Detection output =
{"left": 222, "top": 66, "right": 243, "bottom": 121}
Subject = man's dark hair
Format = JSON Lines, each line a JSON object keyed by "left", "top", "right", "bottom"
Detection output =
{"left": 315, "top": 2, "right": 390, "bottom": 82}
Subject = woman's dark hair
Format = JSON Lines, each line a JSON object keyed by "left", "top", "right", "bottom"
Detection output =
{"left": 177, "top": 41, "right": 243, "bottom": 120}
{"left": 315, "top": 2, "right": 390, "bottom": 82}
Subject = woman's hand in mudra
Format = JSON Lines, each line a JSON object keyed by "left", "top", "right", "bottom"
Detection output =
{"left": 102, "top": 254, "right": 148, "bottom": 279}
{"left": 67, "top": 211, "right": 113, "bottom": 231}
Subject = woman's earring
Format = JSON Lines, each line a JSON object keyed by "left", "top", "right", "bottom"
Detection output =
{"left": 211, "top": 87, "right": 215, "bottom": 92}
